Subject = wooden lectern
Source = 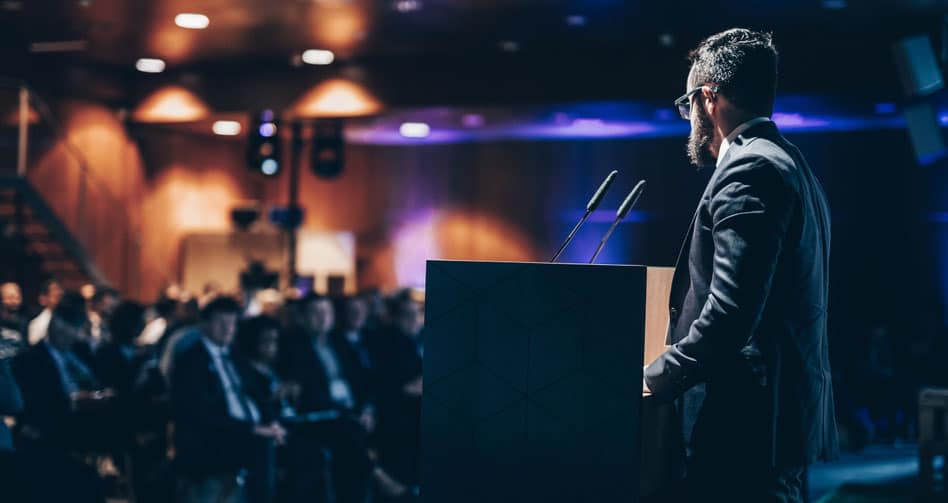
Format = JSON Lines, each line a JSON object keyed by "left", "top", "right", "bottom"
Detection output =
{"left": 421, "top": 260, "right": 679, "bottom": 503}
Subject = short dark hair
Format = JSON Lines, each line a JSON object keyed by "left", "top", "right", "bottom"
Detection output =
{"left": 154, "top": 296, "right": 178, "bottom": 318}
{"left": 689, "top": 28, "right": 778, "bottom": 116}
{"left": 385, "top": 289, "right": 415, "bottom": 317}
{"left": 236, "top": 315, "right": 282, "bottom": 358}
{"left": 52, "top": 291, "right": 88, "bottom": 328}
{"left": 200, "top": 296, "right": 241, "bottom": 321}
{"left": 110, "top": 301, "right": 145, "bottom": 343}
{"left": 40, "top": 278, "right": 61, "bottom": 296}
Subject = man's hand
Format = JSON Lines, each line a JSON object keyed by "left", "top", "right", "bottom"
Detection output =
{"left": 642, "top": 366, "right": 652, "bottom": 396}
{"left": 359, "top": 406, "right": 376, "bottom": 433}
{"left": 254, "top": 422, "right": 288, "bottom": 445}
{"left": 403, "top": 376, "right": 423, "bottom": 397}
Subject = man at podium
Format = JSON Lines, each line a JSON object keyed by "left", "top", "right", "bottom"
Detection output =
{"left": 642, "top": 29, "right": 838, "bottom": 502}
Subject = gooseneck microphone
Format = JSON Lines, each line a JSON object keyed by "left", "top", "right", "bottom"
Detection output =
{"left": 589, "top": 179, "right": 646, "bottom": 264}
{"left": 550, "top": 170, "right": 618, "bottom": 262}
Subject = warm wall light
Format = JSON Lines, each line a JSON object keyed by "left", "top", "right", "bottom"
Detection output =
{"left": 175, "top": 13, "right": 210, "bottom": 29}
{"left": 132, "top": 85, "right": 210, "bottom": 123}
{"left": 302, "top": 49, "right": 335, "bottom": 65}
{"left": 399, "top": 122, "right": 430, "bottom": 138}
{"left": 291, "top": 78, "right": 382, "bottom": 118}
{"left": 135, "top": 58, "right": 166, "bottom": 73}
{"left": 212, "top": 120, "right": 242, "bottom": 136}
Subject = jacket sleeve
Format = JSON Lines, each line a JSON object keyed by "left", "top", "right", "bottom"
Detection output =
{"left": 645, "top": 156, "right": 793, "bottom": 398}
{"left": 0, "top": 360, "right": 23, "bottom": 416}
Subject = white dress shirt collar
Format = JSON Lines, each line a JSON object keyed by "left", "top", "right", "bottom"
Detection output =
{"left": 716, "top": 116, "right": 772, "bottom": 168}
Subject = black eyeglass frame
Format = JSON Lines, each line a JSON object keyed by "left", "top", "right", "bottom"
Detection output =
{"left": 674, "top": 85, "right": 718, "bottom": 120}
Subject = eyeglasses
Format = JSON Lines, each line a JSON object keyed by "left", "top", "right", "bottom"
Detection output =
{"left": 674, "top": 85, "right": 717, "bottom": 120}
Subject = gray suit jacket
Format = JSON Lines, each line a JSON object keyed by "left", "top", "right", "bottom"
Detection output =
{"left": 644, "top": 121, "right": 839, "bottom": 467}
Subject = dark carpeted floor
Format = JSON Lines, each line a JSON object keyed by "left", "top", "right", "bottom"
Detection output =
{"left": 810, "top": 444, "right": 946, "bottom": 503}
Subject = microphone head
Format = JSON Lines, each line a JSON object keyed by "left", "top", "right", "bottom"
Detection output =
{"left": 586, "top": 170, "right": 619, "bottom": 212}
{"left": 616, "top": 180, "right": 647, "bottom": 220}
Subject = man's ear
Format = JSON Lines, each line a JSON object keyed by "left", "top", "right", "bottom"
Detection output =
{"left": 701, "top": 86, "right": 717, "bottom": 117}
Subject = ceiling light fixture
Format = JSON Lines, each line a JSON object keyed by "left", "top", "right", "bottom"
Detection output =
{"left": 301, "top": 49, "right": 335, "bottom": 65}
{"left": 399, "top": 122, "right": 430, "bottom": 138}
{"left": 175, "top": 13, "right": 210, "bottom": 30}
{"left": 135, "top": 58, "right": 166, "bottom": 73}
{"left": 212, "top": 120, "right": 242, "bottom": 136}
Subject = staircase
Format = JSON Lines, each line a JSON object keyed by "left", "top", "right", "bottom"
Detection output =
{"left": 0, "top": 175, "right": 109, "bottom": 301}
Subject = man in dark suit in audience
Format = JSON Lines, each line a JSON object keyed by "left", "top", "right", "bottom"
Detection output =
{"left": 280, "top": 293, "right": 373, "bottom": 503}
{"left": 9, "top": 291, "right": 109, "bottom": 502}
{"left": 642, "top": 29, "right": 838, "bottom": 502}
{"left": 13, "top": 291, "right": 106, "bottom": 450}
{"left": 170, "top": 297, "right": 286, "bottom": 503}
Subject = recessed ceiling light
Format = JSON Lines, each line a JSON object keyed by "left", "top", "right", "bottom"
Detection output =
{"left": 394, "top": 0, "right": 422, "bottom": 12}
{"left": 135, "top": 58, "right": 166, "bottom": 73}
{"left": 175, "top": 13, "right": 210, "bottom": 30}
{"left": 400, "top": 122, "right": 430, "bottom": 138}
{"left": 302, "top": 49, "right": 335, "bottom": 65}
{"left": 212, "top": 120, "right": 241, "bottom": 136}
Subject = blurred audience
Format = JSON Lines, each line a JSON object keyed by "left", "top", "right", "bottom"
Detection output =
{"left": 0, "top": 277, "right": 438, "bottom": 502}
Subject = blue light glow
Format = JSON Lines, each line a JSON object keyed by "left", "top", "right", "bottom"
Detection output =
{"left": 261, "top": 158, "right": 279, "bottom": 175}
{"left": 259, "top": 122, "right": 277, "bottom": 137}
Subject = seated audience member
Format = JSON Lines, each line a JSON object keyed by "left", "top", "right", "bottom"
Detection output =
{"left": 87, "top": 286, "right": 120, "bottom": 350}
{"left": 1, "top": 282, "right": 27, "bottom": 348}
{"left": 98, "top": 301, "right": 170, "bottom": 502}
{"left": 170, "top": 296, "right": 285, "bottom": 503}
{"left": 361, "top": 288, "right": 390, "bottom": 334}
{"left": 13, "top": 291, "right": 111, "bottom": 451}
{"left": 236, "top": 315, "right": 295, "bottom": 503}
{"left": 138, "top": 291, "right": 178, "bottom": 347}
{"left": 369, "top": 291, "right": 424, "bottom": 494}
{"left": 27, "top": 279, "right": 64, "bottom": 345}
{"left": 280, "top": 293, "right": 374, "bottom": 503}
{"left": 158, "top": 297, "right": 203, "bottom": 379}
{"left": 335, "top": 296, "right": 376, "bottom": 381}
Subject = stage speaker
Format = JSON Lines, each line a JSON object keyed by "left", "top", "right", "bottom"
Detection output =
{"left": 904, "top": 102, "right": 947, "bottom": 165}
{"left": 892, "top": 35, "right": 944, "bottom": 97}
{"left": 311, "top": 119, "right": 345, "bottom": 179}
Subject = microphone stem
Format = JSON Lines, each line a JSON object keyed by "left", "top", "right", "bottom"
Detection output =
{"left": 551, "top": 210, "right": 591, "bottom": 262}
{"left": 589, "top": 218, "right": 621, "bottom": 264}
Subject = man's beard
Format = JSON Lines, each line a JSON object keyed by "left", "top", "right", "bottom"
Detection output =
{"left": 686, "top": 105, "right": 717, "bottom": 168}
